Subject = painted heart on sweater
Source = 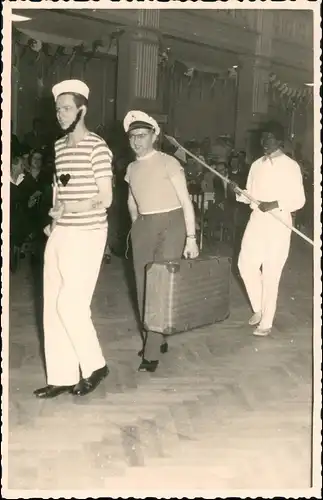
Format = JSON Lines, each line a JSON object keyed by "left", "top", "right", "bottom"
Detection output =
{"left": 59, "top": 174, "right": 71, "bottom": 186}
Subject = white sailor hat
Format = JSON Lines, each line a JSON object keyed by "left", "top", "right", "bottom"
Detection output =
{"left": 123, "top": 110, "right": 160, "bottom": 136}
{"left": 52, "top": 79, "right": 90, "bottom": 102}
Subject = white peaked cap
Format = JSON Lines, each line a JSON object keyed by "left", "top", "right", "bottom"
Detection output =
{"left": 123, "top": 110, "right": 160, "bottom": 136}
{"left": 52, "top": 79, "right": 90, "bottom": 101}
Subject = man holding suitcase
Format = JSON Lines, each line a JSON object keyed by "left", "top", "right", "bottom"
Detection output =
{"left": 234, "top": 121, "right": 305, "bottom": 336}
{"left": 124, "top": 110, "right": 199, "bottom": 372}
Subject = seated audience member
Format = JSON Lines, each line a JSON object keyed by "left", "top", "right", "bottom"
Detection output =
{"left": 208, "top": 160, "right": 233, "bottom": 240}
{"left": 24, "top": 149, "right": 53, "bottom": 255}
{"left": 10, "top": 152, "right": 33, "bottom": 271}
{"left": 212, "top": 161, "right": 228, "bottom": 201}
{"left": 201, "top": 170, "right": 215, "bottom": 211}
{"left": 19, "top": 142, "right": 32, "bottom": 173}
{"left": 10, "top": 150, "right": 52, "bottom": 271}
{"left": 185, "top": 141, "right": 205, "bottom": 194}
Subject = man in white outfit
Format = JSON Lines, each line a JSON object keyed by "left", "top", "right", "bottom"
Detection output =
{"left": 234, "top": 121, "right": 305, "bottom": 336}
{"left": 34, "top": 79, "right": 113, "bottom": 398}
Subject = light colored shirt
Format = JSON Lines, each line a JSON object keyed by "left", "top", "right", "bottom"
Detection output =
{"left": 237, "top": 149, "right": 305, "bottom": 214}
{"left": 125, "top": 151, "right": 183, "bottom": 215}
{"left": 55, "top": 132, "right": 113, "bottom": 229}
{"left": 10, "top": 173, "right": 25, "bottom": 186}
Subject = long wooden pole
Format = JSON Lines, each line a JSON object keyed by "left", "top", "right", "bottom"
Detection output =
{"left": 165, "top": 135, "right": 314, "bottom": 247}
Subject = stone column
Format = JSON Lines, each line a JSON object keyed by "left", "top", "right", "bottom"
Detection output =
{"left": 116, "top": 10, "right": 161, "bottom": 121}
{"left": 235, "top": 11, "right": 274, "bottom": 154}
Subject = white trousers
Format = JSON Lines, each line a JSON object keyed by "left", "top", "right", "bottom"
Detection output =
{"left": 238, "top": 210, "right": 292, "bottom": 330}
{"left": 43, "top": 225, "right": 107, "bottom": 385}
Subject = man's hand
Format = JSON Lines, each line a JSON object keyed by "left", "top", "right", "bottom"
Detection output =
{"left": 235, "top": 189, "right": 250, "bottom": 204}
{"left": 258, "top": 201, "right": 279, "bottom": 212}
{"left": 49, "top": 201, "right": 65, "bottom": 220}
{"left": 28, "top": 191, "right": 42, "bottom": 208}
{"left": 183, "top": 237, "right": 199, "bottom": 259}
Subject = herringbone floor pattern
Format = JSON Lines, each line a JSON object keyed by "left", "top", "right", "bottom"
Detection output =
{"left": 4, "top": 239, "right": 319, "bottom": 496}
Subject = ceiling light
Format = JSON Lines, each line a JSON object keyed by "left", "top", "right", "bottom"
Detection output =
{"left": 11, "top": 14, "right": 31, "bottom": 22}
{"left": 305, "top": 83, "right": 314, "bottom": 87}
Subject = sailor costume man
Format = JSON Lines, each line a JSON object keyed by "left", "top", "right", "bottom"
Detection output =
{"left": 34, "top": 79, "right": 113, "bottom": 398}
{"left": 124, "top": 110, "right": 199, "bottom": 372}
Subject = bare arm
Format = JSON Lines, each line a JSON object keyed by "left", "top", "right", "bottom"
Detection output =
{"left": 63, "top": 177, "right": 113, "bottom": 213}
{"left": 128, "top": 190, "right": 139, "bottom": 223}
{"left": 63, "top": 141, "right": 113, "bottom": 213}
{"left": 169, "top": 170, "right": 196, "bottom": 237}
{"left": 47, "top": 178, "right": 59, "bottom": 231}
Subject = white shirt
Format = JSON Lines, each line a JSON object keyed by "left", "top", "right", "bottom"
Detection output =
{"left": 10, "top": 173, "right": 25, "bottom": 186}
{"left": 237, "top": 149, "right": 306, "bottom": 214}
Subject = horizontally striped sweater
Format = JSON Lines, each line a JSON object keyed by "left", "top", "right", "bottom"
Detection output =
{"left": 55, "top": 132, "right": 113, "bottom": 229}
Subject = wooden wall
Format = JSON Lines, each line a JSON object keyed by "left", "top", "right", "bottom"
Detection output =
{"left": 14, "top": 43, "right": 117, "bottom": 141}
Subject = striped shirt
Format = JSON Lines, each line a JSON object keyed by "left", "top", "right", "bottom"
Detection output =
{"left": 55, "top": 132, "right": 113, "bottom": 229}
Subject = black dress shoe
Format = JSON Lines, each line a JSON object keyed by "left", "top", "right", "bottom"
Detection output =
{"left": 72, "top": 365, "right": 109, "bottom": 396}
{"left": 33, "top": 385, "right": 74, "bottom": 399}
{"left": 138, "top": 359, "right": 159, "bottom": 373}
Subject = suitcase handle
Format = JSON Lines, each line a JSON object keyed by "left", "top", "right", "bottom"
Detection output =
{"left": 185, "top": 256, "right": 221, "bottom": 267}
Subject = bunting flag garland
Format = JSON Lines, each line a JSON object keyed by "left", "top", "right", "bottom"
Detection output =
{"left": 157, "top": 44, "right": 238, "bottom": 101}
{"left": 268, "top": 72, "right": 313, "bottom": 108}
{"left": 12, "top": 27, "right": 123, "bottom": 76}
{"left": 13, "top": 27, "right": 238, "bottom": 105}
{"left": 66, "top": 45, "right": 80, "bottom": 67}
{"left": 185, "top": 67, "right": 195, "bottom": 89}
{"left": 48, "top": 46, "right": 67, "bottom": 74}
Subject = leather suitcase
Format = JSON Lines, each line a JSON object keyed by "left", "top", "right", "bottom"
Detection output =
{"left": 143, "top": 256, "right": 231, "bottom": 335}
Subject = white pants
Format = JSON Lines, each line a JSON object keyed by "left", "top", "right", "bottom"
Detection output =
{"left": 238, "top": 210, "right": 292, "bottom": 330}
{"left": 43, "top": 225, "right": 107, "bottom": 385}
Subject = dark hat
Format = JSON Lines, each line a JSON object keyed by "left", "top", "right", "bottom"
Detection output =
{"left": 261, "top": 121, "right": 285, "bottom": 141}
{"left": 18, "top": 142, "right": 32, "bottom": 156}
